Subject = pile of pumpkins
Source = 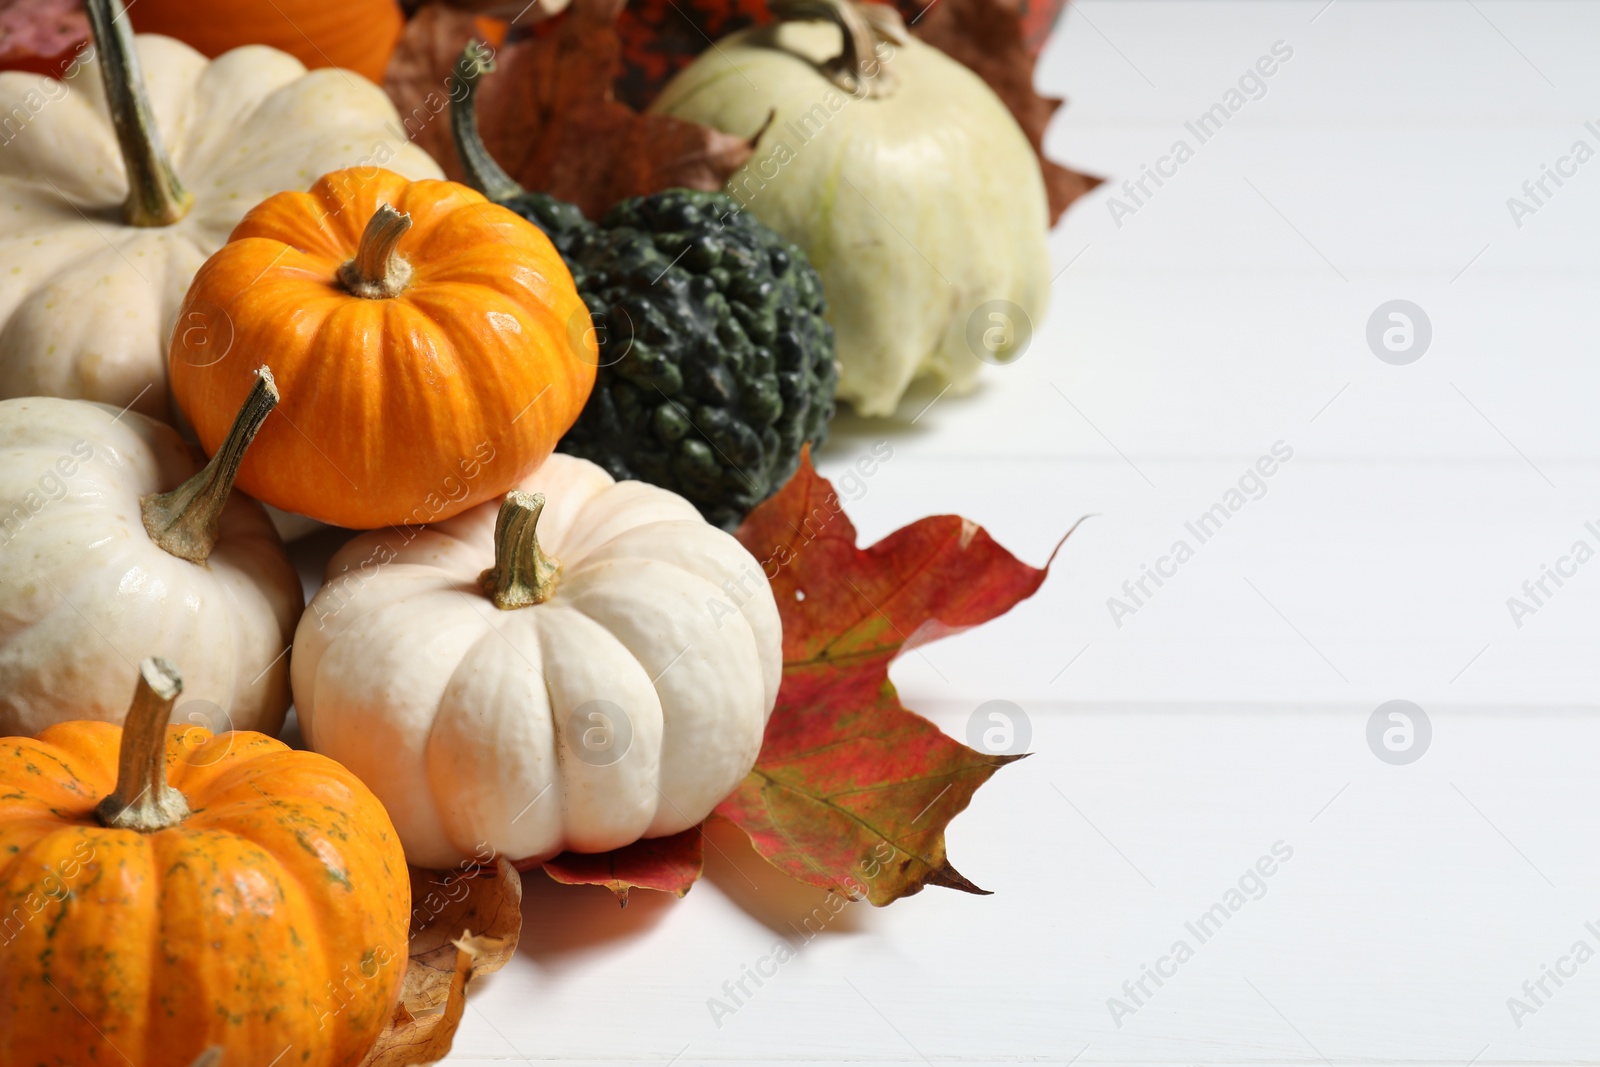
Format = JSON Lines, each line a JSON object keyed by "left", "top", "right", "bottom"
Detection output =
{"left": 0, "top": 0, "right": 1049, "bottom": 1062}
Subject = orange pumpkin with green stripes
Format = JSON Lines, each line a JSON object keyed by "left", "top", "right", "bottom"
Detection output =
{"left": 0, "top": 659, "right": 410, "bottom": 1067}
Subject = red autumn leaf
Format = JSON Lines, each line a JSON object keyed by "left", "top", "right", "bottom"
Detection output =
{"left": 536, "top": 827, "right": 704, "bottom": 904}
{"left": 0, "top": 0, "right": 88, "bottom": 77}
{"left": 714, "top": 448, "right": 1062, "bottom": 906}
{"left": 385, "top": 0, "right": 757, "bottom": 220}
{"left": 523, "top": 449, "right": 1063, "bottom": 906}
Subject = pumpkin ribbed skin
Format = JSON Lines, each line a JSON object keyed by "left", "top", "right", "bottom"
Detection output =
{"left": 0, "top": 724, "right": 409, "bottom": 1067}
{"left": 169, "top": 169, "right": 597, "bottom": 529}
{"left": 294, "top": 454, "right": 782, "bottom": 869}
{"left": 0, "top": 396, "right": 302, "bottom": 739}
{"left": 130, "top": 0, "right": 404, "bottom": 83}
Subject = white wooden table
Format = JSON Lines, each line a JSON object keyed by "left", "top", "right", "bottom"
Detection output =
{"left": 293, "top": 2, "right": 1600, "bottom": 1061}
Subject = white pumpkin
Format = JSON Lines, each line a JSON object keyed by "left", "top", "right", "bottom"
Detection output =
{"left": 0, "top": 0, "right": 442, "bottom": 421}
{"left": 0, "top": 369, "right": 301, "bottom": 737}
{"left": 651, "top": 0, "right": 1050, "bottom": 416}
{"left": 293, "top": 454, "right": 782, "bottom": 869}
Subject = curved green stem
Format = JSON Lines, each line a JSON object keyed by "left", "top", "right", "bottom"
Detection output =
{"left": 85, "top": 0, "right": 192, "bottom": 227}
{"left": 96, "top": 658, "right": 190, "bottom": 833}
{"left": 338, "top": 205, "right": 415, "bottom": 299}
{"left": 768, "top": 0, "right": 906, "bottom": 99}
{"left": 142, "top": 367, "right": 278, "bottom": 563}
{"left": 479, "top": 491, "right": 562, "bottom": 609}
{"left": 450, "top": 40, "right": 527, "bottom": 203}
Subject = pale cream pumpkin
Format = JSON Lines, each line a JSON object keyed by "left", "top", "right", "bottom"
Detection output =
{"left": 0, "top": 369, "right": 302, "bottom": 738}
{"left": 293, "top": 454, "right": 781, "bottom": 869}
{"left": 651, "top": 0, "right": 1051, "bottom": 416}
{"left": 0, "top": 0, "right": 441, "bottom": 420}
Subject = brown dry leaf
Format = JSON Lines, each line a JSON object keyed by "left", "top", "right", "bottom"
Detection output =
{"left": 359, "top": 935, "right": 511, "bottom": 1067}
{"left": 907, "top": 0, "right": 1099, "bottom": 224}
{"left": 399, "top": 858, "right": 522, "bottom": 1013}
{"left": 357, "top": 858, "right": 523, "bottom": 1066}
{"left": 385, "top": 0, "right": 756, "bottom": 219}
{"left": 383, "top": 5, "right": 500, "bottom": 173}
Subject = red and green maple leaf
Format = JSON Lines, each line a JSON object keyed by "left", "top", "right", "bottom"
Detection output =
{"left": 539, "top": 449, "right": 1066, "bottom": 906}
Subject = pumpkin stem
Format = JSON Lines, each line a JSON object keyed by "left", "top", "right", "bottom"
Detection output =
{"left": 96, "top": 658, "right": 191, "bottom": 833}
{"left": 339, "top": 205, "right": 416, "bottom": 299}
{"left": 479, "top": 491, "right": 562, "bottom": 609}
{"left": 449, "top": 40, "right": 527, "bottom": 203}
{"left": 142, "top": 367, "right": 279, "bottom": 563}
{"left": 84, "top": 0, "right": 193, "bottom": 227}
{"left": 768, "top": 0, "right": 907, "bottom": 99}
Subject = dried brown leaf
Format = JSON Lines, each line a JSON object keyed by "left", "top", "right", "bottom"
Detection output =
{"left": 385, "top": 0, "right": 756, "bottom": 219}
{"left": 384, "top": 5, "right": 495, "bottom": 173}
{"left": 399, "top": 858, "right": 522, "bottom": 1013}
{"left": 359, "top": 935, "right": 511, "bottom": 1067}
{"left": 357, "top": 858, "right": 523, "bottom": 1066}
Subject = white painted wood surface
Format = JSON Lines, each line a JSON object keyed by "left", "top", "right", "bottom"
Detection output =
{"left": 284, "top": 2, "right": 1600, "bottom": 1061}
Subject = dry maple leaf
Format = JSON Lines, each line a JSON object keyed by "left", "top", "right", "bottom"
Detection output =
{"left": 718, "top": 448, "right": 1067, "bottom": 905}
{"left": 527, "top": 449, "right": 1067, "bottom": 906}
{"left": 385, "top": 0, "right": 757, "bottom": 219}
{"left": 358, "top": 858, "right": 523, "bottom": 1066}
{"left": 383, "top": 5, "right": 508, "bottom": 178}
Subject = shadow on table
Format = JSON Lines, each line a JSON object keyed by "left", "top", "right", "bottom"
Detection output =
{"left": 515, "top": 866, "right": 678, "bottom": 964}
{"left": 816, "top": 375, "right": 988, "bottom": 459}
{"left": 700, "top": 818, "right": 875, "bottom": 940}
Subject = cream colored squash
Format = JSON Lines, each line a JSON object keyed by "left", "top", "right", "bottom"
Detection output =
{"left": 0, "top": 368, "right": 301, "bottom": 737}
{"left": 650, "top": 0, "right": 1050, "bottom": 417}
{"left": 0, "top": 0, "right": 441, "bottom": 421}
{"left": 293, "top": 454, "right": 782, "bottom": 869}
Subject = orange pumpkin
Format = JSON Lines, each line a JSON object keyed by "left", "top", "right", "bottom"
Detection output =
{"left": 129, "top": 0, "right": 404, "bottom": 83}
{"left": 0, "top": 659, "right": 410, "bottom": 1066}
{"left": 169, "top": 168, "right": 597, "bottom": 529}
